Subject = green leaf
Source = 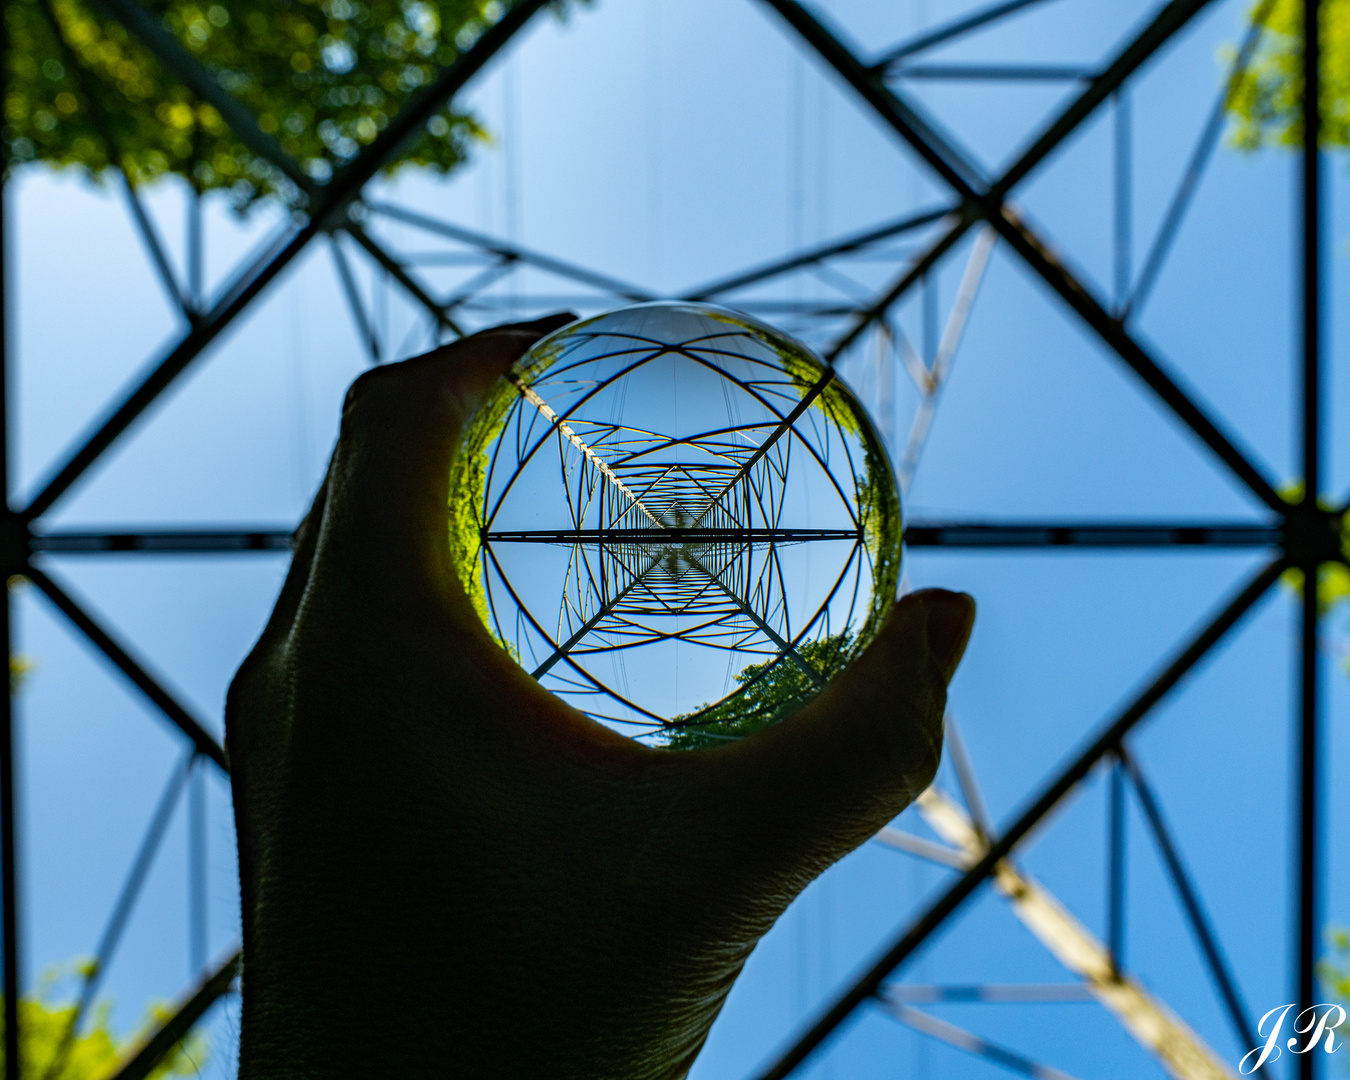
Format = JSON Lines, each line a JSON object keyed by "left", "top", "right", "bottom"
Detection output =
{"left": 6, "top": 0, "right": 586, "bottom": 205}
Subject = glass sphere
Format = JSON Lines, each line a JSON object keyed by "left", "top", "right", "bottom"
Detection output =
{"left": 449, "top": 302, "right": 902, "bottom": 748}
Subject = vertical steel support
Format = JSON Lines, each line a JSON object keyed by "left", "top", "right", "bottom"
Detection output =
{"left": 1113, "top": 90, "right": 1132, "bottom": 313}
{"left": 188, "top": 188, "right": 203, "bottom": 313}
{"left": 1298, "top": 0, "right": 1322, "bottom": 1075}
{"left": 922, "top": 270, "right": 937, "bottom": 364}
{"left": 187, "top": 757, "right": 207, "bottom": 975}
{"left": 1107, "top": 755, "right": 1126, "bottom": 972}
{"left": 0, "top": 10, "right": 18, "bottom": 1074}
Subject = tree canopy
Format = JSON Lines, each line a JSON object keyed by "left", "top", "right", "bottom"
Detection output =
{"left": 664, "top": 631, "right": 855, "bottom": 751}
{"left": 1228, "top": 0, "right": 1350, "bottom": 150}
{"left": 2, "top": 971, "right": 203, "bottom": 1079}
{"left": 5, "top": 0, "right": 576, "bottom": 205}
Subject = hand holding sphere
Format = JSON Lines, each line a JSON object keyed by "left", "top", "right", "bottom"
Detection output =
{"left": 226, "top": 313, "right": 974, "bottom": 1079}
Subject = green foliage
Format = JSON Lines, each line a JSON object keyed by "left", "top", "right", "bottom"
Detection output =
{"left": 9, "top": 655, "right": 35, "bottom": 694}
{"left": 446, "top": 349, "right": 562, "bottom": 658}
{"left": 1323, "top": 926, "right": 1350, "bottom": 995}
{"left": 1318, "top": 927, "right": 1349, "bottom": 1035}
{"left": 855, "top": 432, "right": 903, "bottom": 640}
{"left": 1227, "top": 0, "right": 1350, "bottom": 151}
{"left": 1274, "top": 487, "right": 1350, "bottom": 676}
{"left": 5, "top": 0, "right": 581, "bottom": 204}
{"left": 447, "top": 385, "right": 502, "bottom": 639}
{"left": 768, "top": 335, "right": 903, "bottom": 654}
{"left": 664, "top": 631, "right": 855, "bottom": 750}
{"left": 1, "top": 967, "right": 204, "bottom": 1080}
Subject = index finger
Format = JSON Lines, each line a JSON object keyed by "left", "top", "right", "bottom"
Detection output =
{"left": 315, "top": 313, "right": 577, "bottom": 613}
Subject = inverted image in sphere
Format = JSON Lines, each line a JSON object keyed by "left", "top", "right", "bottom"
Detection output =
{"left": 449, "top": 302, "right": 903, "bottom": 748}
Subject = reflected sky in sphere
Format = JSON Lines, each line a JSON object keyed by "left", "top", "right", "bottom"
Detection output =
{"left": 450, "top": 302, "right": 902, "bottom": 747}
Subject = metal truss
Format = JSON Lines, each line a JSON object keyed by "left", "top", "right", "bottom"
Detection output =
{"left": 472, "top": 325, "right": 886, "bottom": 733}
{"left": 0, "top": 0, "right": 1342, "bottom": 1077}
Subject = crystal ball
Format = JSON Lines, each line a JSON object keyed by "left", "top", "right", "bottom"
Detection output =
{"left": 449, "top": 302, "right": 902, "bottom": 748}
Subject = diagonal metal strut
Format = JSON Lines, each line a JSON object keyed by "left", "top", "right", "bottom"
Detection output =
{"left": 21, "top": 0, "right": 552, "bottom": 521}
{"left": 750, "top": 557, "right": 1283, "bottom": 1079}
{"left": 762, "top": 0, "right": 1284, "bottom": 514}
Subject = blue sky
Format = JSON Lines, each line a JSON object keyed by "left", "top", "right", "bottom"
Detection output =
{"left": 11, "top": 0, "right": 1350, "bottom": 1077}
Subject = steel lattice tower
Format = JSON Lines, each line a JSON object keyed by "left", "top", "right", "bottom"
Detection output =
{"left": 0, "top": 1, "right": 1341, "bottom": 1078}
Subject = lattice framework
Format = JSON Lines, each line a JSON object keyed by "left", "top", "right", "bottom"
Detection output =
{"left": 0, "top": 1, "right": 1342, "bottom": 1078}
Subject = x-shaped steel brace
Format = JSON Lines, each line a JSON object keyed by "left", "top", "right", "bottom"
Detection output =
{"left": 762, "top": 0, "right": 1285, "bottom": 515}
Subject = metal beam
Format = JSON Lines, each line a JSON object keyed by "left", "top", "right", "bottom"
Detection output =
{"left": 103, "top": 950, "right": 241, "bottom": 1080}
{"left": 25, "top": 521, "right": 1286, "bottom": 555}
{"left": 1126, "top": 0, "right": 1277, "bottom": 319}
{"left": 750, "top": 557, "right": 1282, "bottom": 1079}
{"left": 26, "top": 567, "right": 228, "bottom": 771}
{"left": 823, "top": 213, "right": 974, "bottom": 363}
{"left": 912, "top": 786, "right": 1236, "bottom": 1080}
{"left": 681, "top": 207, "right": 952, "bottom": 300}
{"left": 681, "top": 551, "right": 822, "bottom": 685}
{"left": 78, "top": 0, "right": 313, "bottom": 194}
{"left": 21, "top": 0, "right": 551, "bottom": 520}
{"left": 529, "top": 558, "right": 658, "bottom": 678}
{"left": 1121, "top": 750, "right": 1263, "bottom": 1067}
{"left": 896, "top": 227, "right": 995, "bottom": 489}
{"left": 365, "top": 201, "right": 656, "bottom": 301}
{"left": 880, "top": 1002, "right": 1083, "bottom": 1080}
{"left": 329, "top": 234, "right": 382, "bottom": 363}
{"left": 31, "top": 529, "right": 293, "bottom": 554}
{"left": 875, "top": 0, "right": 1062, "bottom": 68}
{"left": 486, "top": 528, "right": 859, "bottom": 544}
{"left": 904, "top": 521, "right": 1280, "bottom": 548}
{"left": 761, "top": 0, "right": 1286, "bottom": 515}
{"left": 1298, "top": 4, "right": 1323, "bottom": 1076}
{"left": 872, "top": 826, "right": 967, "bottom": 868}
{"left": 342, "top": 219, "right": 465, "bottom": 338}
{"left": 39, "top": 753, "right": 195, "bottom": 1080}
{"left": 891, "top": 64, "right": 1093, "bottom": 82}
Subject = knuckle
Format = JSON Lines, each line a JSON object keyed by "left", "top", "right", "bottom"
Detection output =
{"left": 340, "top": 365, "right": 403, "bottom": 432}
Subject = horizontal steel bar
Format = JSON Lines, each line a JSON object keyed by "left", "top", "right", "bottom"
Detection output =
{"left": 891, "top": 64, "right": 1093, "bottom": 81}
{"left": 29, "top": 520, "right": 1285, "bottom": 555}
{"left": 32, "top": 530, "right": 293, "bottom": 554}
{"left": 458, "top": 296, "right": 868, "bottom": 316}
{"left": 905, "top": 521, "right": 1281, "bottom": 548}
{"left": 883, "top": 984, "right": 1094, "bottom": 1004}
{"left": 486, "top": 528, "right": 861, "bottom": 544}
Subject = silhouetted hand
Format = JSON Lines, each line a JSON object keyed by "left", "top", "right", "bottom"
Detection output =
{"left": 226, "top": 315, "right": 975, "bottom": 1080}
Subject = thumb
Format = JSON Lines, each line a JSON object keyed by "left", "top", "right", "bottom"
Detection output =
{"left": 719, "top": 589, "right": 974, "bottom": 878}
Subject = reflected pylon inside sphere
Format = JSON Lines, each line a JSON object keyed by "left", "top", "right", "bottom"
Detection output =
{"left": 450, "top": 302, "right": 902, "bottom": 747}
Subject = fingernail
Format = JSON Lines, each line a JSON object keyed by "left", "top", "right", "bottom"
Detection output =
{"left": 923, "top": 590, "right": 975, "bottom": 681}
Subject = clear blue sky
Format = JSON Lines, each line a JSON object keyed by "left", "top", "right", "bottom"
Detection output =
{"left": 11, "top": 1, "right": 1349, "bottom": 1077}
